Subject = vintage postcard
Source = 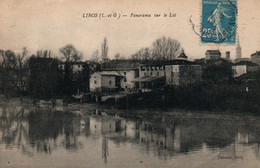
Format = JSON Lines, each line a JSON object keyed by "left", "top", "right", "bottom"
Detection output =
{"left": 0, "top": 0, "right": 260, "bottom": 168}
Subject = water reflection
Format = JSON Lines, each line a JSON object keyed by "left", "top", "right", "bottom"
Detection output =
{"left": 0, "top": 105, "right": 260, "bottom": 167}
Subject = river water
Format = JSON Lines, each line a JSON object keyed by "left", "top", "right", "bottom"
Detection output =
{"left": 0, "top": 103, "right": 259, "bottom": 168}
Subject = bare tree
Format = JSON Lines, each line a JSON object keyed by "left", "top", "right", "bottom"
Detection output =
{"left": 114, "top": 53, "right": 120, "bottom": 60}
{"left": 90, "top": 50, "right": 100, "bottom": 62}
{"left": 101, "top": 38, "right": 108, "bottom": 62}
{"left": 0, "top": 47, "right": 28, "bottom": 94}
{"left": 151, "top": 36, "right": 181, "bottom": 60}
{"left": 131, "top": 48, "right": 152, "bottom": 60}
{"left": 60, "top": 44, "right": 82, "bottom": 62}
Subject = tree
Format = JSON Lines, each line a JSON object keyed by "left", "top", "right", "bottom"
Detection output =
{"left": 0, "top": 48, "right": 29, "bottom": 95}
{"left": 90, "top": 50, "right": 100, "bottom": 62}
{"left": 151, "top": 36, "right": 181, "bottom": 60}
{"left": 60, "top": 44, "right": 82, "bottom": 62}
{"left": 114, "top": 53, "right": 120, "bottom": 60}
{"left": 131, "top": 48, "right": 152, "bottom": 60}
{"left": 101, "top": 38, "right": 108, "bottom": 62}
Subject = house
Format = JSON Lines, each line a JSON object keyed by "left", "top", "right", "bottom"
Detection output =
{"left": 102, "top": 59, "right": 140, "bottom": 90}
{"left": 232, "top": 61, "right": 259, "bottom": 77}
{"left": 58, "top": 61, "right": 87, "bottom": 74}
{"left": 205, "top": 50, "right": 221, "bottom": 60}
{"left": 90, "top": 71, "right": 123, "bottom": 92}
{"left": 165, "top": 61, "right": 202, "bottom": 86}
{"left": 251, "top": 51, "right": 260, "bottom": 65}
{"left": 134, "top": 52, "right": 202, "bottom": 91}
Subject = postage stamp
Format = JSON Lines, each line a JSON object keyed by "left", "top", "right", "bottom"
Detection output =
{"left": 201, "top": 0, "right": 237, "bottom": 44}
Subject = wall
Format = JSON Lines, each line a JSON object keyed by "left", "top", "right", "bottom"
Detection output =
{"left": 118, "top": 70, "right": 138, "bottom": 90}
{"left": 139, "top": 65, "right": 165, "bottom": 77}
{"left": 101, "top": 75, "right": 116, "bottom": 90}
{"left": 90, "top": 73, "right": 102, "bottom": 92}
{"left": 165, "top": 65, "right": 202, "bottom": 86}
{"left": 232, "top": 65, "right": 247, "bottom": 77}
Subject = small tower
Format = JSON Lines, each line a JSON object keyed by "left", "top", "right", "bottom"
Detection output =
{"left": 177, "top": 49, "right": 188, "bottom": 60}
{"left": 236, "top": 37, "right": 242, "bottom": 59}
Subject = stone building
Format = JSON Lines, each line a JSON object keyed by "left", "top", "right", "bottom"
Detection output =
{"left": 232, "top": 61, "right": 259, "bottom": 77}
{"left": 251, "top": 51, "right": 260, "bottom": 65}
{"left": 205, "top": 50, "right": 221, "bottom": 60}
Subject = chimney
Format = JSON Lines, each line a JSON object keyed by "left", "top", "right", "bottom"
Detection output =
{"left": 225, "top": 51, "right": 230, "bottom": 60}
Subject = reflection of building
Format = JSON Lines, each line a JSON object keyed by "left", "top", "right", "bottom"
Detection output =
{"left": 232, "top": 61, "right": 259, "bottom": 77}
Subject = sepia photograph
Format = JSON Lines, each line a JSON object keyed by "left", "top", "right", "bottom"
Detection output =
{"left": 0, "top": 0, "right": 260, "bottom": 167}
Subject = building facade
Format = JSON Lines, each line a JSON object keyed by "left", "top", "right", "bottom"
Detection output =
{"left": 232, "top": 61, "right": 259, "bottom": 77}
{"left": 165, "top": 64, "right": 202, "bottom": 86}
{"left": 205, "top": 50, "right": 221, "bottom": 60}
{"left": 90, "top": 71, "right": 123, "bottom": 92}
{"left": 251, "top": 51, "right": 260, "bottom": 65}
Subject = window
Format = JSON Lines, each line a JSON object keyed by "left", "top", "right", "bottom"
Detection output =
{"left": 150, "top": 72, "right": 153, "bottom": 75}
{"left": 144, "top": 72, "right": 146, "bottom": 76}
{"left": 171, "top": 72, "right": 174, "bottom": 77}
{"left": 94, "top": 80, "right": 97, "bottom": 84}
{"left": 124, "top": 77, "right": 127, "bottom": 82}
{"left": 157, "top": 72, "right": 159, "bottom": 76}
{"left": 124, "top": 72, "right": 126, "bottom": 75}
{"left": 109, "top": 81, "right": 112, "bottom": 85}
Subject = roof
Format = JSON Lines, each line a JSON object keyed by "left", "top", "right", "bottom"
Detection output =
{"left": 102, "top": 59, "right": 142, "bottom": 70}
{"left": 95, "top": 71, "right": 123, "bottom": 76}
{"left": 233, "top": 61, "right": 259, "bottom": 66}
{"left": 205, "top": 50, "right": 221, "bottom": 55}
{"left": 141, "top": 60, "right": 198, "bottom": 66}
{"left": 177, "top": 49, "right": 188, "bottom": 59}
{"left": 132, "top": 75, "right": 165, "bottom": 82}
{"left": 58, "top": 61, "right": 87, "bottom": 65}
{"left": 251, "top": 51, "right": 260, "bottom": 56}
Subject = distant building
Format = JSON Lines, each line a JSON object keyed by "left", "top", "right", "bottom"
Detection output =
{"left": 134, "top": 58, "right": 202, "bottom": 91}
{"left": 225, "top": 51, "right": 230, "bottom": 60}
{"left": 236, "top": 38, "right": 242, "bottom": 59}
{"left": 234, "top": 58, "right": 250, "bottom": 63}
{"left": 251, "top": 51, "right": 260, "bottom": 65}
{"left": 176, "top": 49, "right": 188, "bottom": 60}
{"left": 205, "top": 50, "right": 221, "bottom": 60}
{"left": 165, "top": 61, "right": 202, "bottom": 86}
{"left": 232, "top": 61, "right": 259, "bottom": 77}
{"left": 102, "top": 60, "right": 140, "bottom": 90}
{"left": 90, "top": 71, "right": 123, "bottom": 92}
{"left": 59, "top": 61, "right": 87, "bottom": 74}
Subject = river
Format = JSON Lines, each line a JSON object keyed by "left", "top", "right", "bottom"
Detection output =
{"left": 0, "top": 103, "right": 259, "bottom": 168}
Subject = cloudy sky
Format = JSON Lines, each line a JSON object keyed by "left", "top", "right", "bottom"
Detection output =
{"left": 0, "top": 0, "right": 259, "bottom": 60}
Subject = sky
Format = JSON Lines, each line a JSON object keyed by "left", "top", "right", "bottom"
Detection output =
{"left": 0, "top": 0, "right": 259, "bottom": 60}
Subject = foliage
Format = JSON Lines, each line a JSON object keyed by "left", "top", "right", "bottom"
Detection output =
{"left": 60, "top": 44, "right": 83, "bottom": 62}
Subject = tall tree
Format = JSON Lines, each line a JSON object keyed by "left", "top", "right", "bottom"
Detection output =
{"left": 101, "top": 38, "right": 108, "bottom": 62}
{"left": 151, "top": 36, "right": 181, "bottom": 60}
{"left": 60, "top": 44, "right": 82, "bottom": 62}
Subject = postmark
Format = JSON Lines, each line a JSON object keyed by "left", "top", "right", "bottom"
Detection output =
{"left": 201, "top": 0, "right": 237, "bottom": 44}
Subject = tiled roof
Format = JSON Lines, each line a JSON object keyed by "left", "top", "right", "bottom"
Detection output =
{"left": 206, "top": 50, "right": 221, "bottom": 55}
{"left": 142, "top": 60, "right": 198, "bottom": 66}
{"left": 233, "top": 61, "right": 259, "bottom": 66}
{"left": 251, "top": 51, "right": 260, "bottom": 56}
{"left": 132, "top": 75, "right": 165, "bottom": 82}
{"left": 96, "top": 71, "right": 123, "bottom": 76}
